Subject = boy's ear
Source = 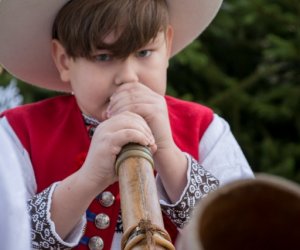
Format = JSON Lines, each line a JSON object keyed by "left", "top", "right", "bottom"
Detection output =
{"left": 51, "top": 39, "right": 71, "bottom": 82}
{"left": 166, "top": 25, "right": 174, "bottom": 59}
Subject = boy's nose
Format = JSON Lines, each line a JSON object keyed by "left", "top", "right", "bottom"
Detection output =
{"left": 114, "top": 59, "right": 139, "bottom": 85}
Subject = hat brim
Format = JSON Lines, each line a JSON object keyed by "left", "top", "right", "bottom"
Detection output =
{"left": 0, "top": 0, "right": 222, "bottom": 92}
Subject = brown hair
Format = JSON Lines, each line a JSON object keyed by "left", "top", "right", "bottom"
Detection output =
{"left": 52, "top": 0, "right": 169, "bottom": 59}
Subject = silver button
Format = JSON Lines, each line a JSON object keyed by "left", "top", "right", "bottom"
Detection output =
{"left": 98, "top": 191, "right": 115, "bottom": 207}
{"left": 95, "top": 213, "right": 110, "bottom": 229}
{"left": 88, "top": 236, "right": 104, "bottom": 250}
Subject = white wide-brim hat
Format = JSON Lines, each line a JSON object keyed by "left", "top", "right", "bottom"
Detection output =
{"left": 0, "top": 0, "right": 223, "bottom": 92}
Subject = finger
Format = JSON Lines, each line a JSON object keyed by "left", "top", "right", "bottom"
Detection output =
{"left": 116, "top": 111, "right": 154, "bottom": 138}
{"left": 110, "top": 129, "right": 155, "bottom": 151}
{"left": 108, "top": 85, "right": 155, "bottom": 113}
{"left": 113, "top": 82, "right": 149, "bottom": 95}
{"left": 109, "top": 98, "right": 166, "bottom": 126}
{"left": 98, "top": 112, "right": 154, "bottom": 141}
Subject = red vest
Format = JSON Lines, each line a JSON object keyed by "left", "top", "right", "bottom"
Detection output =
{"left": 1, "top": 95, "right": 212, "bottom": 249}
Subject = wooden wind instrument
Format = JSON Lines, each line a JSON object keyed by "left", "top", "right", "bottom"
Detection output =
{"left": 115, "top": 143, "right": 175, "bottom": 250}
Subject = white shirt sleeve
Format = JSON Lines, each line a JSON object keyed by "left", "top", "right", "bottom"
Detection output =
{"left": 0, "top": 116, "right": 37, "bottom": 197}
{"left": 0, "top": 122, "right": 31, "bottom": 250}
{"left": 0, "top": 117, "right": 86, "bottom": 247}
{"left": 199, "top": 114, "right": 254, "bottom": 185}
{"left": 156, "top": 113, "right": 254, "bottom": 228}
{"left": 157, "top": 113, "right": 254, "bottom": 204}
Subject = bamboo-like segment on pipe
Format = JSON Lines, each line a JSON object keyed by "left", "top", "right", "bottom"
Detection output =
{"left": 115, "top": 143, "right": 175, "bottom": 250}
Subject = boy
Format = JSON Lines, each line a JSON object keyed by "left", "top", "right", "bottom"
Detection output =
{"left": 0, "top": 0, "right": 253, "bottom": 249}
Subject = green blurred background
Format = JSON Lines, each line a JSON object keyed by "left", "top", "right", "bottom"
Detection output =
{"left": 1, "top": 0, "right": 300, "bottom": 181}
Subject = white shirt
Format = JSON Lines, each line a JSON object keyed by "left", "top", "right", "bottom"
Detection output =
{"left": 0, "top": 125, "right": 31, "bottom": 250}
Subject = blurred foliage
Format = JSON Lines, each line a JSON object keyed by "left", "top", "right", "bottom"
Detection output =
{"left": 168, "top": 0, "right": 300, "bottom": 182}
{"left": 1, "top": 0, "right": 300, "bottom": 181}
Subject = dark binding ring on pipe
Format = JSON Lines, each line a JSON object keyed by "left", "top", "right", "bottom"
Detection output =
{"left": 115, "top": 143, "right": 154, "bottom": 176}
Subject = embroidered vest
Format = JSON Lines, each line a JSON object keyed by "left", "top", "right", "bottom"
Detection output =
{"left": 1, "top": 95, "right": 213, "bottom": 249}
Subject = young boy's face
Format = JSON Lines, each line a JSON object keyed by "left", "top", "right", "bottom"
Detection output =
{"left": 52, "top": 26, "right": 173, "bottom": 121}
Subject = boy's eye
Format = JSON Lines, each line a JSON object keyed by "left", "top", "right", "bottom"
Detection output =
{"left": 136, "top": 50, "right": 152, "bottom": 58}
{"left": 94, "top": 54, "right": 112, "bottom": 62}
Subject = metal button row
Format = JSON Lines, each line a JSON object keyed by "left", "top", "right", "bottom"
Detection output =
{"left": 87, "top": 191, "right": 115, "bottom": 250}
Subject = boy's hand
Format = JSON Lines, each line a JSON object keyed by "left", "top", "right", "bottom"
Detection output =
{"left": 107, "top": 82, "right": 174, "bottom": 152}
{"left": 79, "top": 111, "right": 156, "bottom": 189}
{"left": 107, "top": 83, "right": 188, "bottom": 202}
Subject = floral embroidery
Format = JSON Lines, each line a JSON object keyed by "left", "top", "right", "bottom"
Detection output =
{"left": 115, "top": 210, "right": 123, "bottom": 233}
{"left": 161, "top": 155, "right": 219, "bottom": 228}
{"left": 28, "top": 185, "right": 72, "bottom": 249}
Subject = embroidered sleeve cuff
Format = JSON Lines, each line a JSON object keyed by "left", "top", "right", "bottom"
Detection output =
{"left": 157, "top": 153, "right": 219, "bottom": 228}
{"left": 28, "top": 182, "right": 86, "bottom": 249}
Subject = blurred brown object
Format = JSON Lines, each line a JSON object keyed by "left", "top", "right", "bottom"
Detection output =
{"left": 176, "top": 174, "right": 300, "bottom": 250}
